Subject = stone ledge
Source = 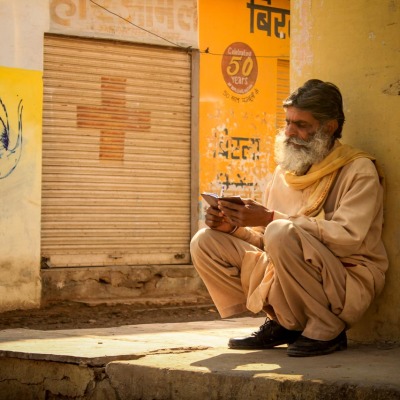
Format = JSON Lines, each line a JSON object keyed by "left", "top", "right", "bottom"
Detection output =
{"left": 41, "top": 264, "right": 210, "bottom": 306}
{"left": 1, "top": 318, "right": 399, "bottom": 399}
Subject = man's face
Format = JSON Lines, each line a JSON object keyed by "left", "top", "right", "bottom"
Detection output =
{"left": 284, "top": 107, "right": 321, "bottom": 143}
{"left": 275, "top": 107, "right": 335, "bottom": 175}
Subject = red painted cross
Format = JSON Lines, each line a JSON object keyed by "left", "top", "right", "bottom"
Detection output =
{"left": 77, "top": 76, "right": 150, "bottom": 161}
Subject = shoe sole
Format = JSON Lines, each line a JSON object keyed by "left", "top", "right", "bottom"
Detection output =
{"left": 287, "top": 341, "right": 347, "bottom": 357}
{"left": 228, "top": 339, "right": 293, "bottom": 350}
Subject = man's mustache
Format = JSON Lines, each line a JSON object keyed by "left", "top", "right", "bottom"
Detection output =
{"left": 285, "top": 135, "right": 313, "bottom": 148}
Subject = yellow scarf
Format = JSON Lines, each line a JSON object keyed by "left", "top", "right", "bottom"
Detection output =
{"left": 284, "top": 141, "right": 381, "bottom": 218}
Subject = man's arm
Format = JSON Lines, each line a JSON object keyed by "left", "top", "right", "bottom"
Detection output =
{"left": 289, "top": 159, "right": 383, "bottom": 258}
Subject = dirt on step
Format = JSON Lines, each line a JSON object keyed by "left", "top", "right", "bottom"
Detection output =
{"left": 0, "top": 301, "right": 262, "bottom": 331}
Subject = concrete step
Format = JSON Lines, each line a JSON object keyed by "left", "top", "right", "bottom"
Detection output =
{"left": 1, "top": 317, "right": 399, "bottom": 399}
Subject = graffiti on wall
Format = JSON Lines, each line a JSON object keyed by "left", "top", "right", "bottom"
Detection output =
{"left": 0, "top": 98, "right": 23, "bottom": 179}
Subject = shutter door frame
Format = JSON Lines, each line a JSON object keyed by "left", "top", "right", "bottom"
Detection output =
{"left": 276, "top": 59, "right": 290, "bottom": 129}
{"left": 41, "top": 34, "right": 195, "bottom": 268}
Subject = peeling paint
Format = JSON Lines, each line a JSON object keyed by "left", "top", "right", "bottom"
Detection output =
{"left": 383, "top": 80, "right": 400, "bottom": 96}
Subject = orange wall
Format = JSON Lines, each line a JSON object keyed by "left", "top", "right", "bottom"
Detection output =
{"left": 198, "top": 0, "right": 290, "bottom": 223}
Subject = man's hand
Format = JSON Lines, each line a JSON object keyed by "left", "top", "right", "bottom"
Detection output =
{"left": 218, "top": 198, "right": 273, "bottom": 228}
{"left": 204, "top": 206, "right": 236, "bottom": 233}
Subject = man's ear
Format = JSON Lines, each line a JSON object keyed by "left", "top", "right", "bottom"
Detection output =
{"left": 325, "top": 119, "right": 339, "bottom": 136}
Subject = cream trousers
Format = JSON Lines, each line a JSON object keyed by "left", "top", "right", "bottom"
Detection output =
{"left": 190, "top": 219, "right": 365, "bottom": 341}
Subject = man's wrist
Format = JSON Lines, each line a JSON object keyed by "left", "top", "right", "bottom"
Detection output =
{"left": 228, "top": 225, "right": 239, "bottom": 234}
{"left": 264, "top": 209, "right": 274, "bottom": 226}
{"left": 269, "top": 210, "right": 275, "bottom": 223}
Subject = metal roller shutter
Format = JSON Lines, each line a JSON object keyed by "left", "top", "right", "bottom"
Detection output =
{"left": 41, "top": 34, "right": 192, "bottom": 267}
{"left": 276, "top": 59, "right": 290, "bottom": 129}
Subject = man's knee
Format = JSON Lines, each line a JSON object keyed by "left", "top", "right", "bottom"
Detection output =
{"left": 190, "top": 228, "right": 219, "bottom": 256}
{"left": 190, "top": 228, "right": 206, "bottom": 255}
{"left": 264, "top": 219, "right": 298, "bottom": 254}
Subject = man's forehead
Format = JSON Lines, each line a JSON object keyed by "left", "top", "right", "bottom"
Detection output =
{"left": 285, "top": 107, "right": 318, "bottom": 123}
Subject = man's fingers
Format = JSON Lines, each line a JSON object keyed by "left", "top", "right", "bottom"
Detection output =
{"left": 218, "top": 200, "right": 242, "bottom": 210}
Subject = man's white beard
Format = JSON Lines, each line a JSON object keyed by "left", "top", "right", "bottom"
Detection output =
{"left": 274, "top": 127, "right": 333, "bottom": 175}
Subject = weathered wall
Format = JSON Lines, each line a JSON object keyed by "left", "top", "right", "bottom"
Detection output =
{"left": 291, "top": 0, "right": 400, "bottom": 341}
{"left": 0, "top": 0, "right": 49, "bottom": 312}
{"left": 41, "top": 265, "right": 209, "bottom": 307}
{"left": 0, "top": 358, "right": 116, "bottom": 399}
{"left": 49, "top": 0, "right": 198, "bottom": 47}
{"left": 0, "top": 0, "right": 198, "bottom": 312}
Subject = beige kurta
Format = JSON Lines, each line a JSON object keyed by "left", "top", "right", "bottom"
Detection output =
{"left": 191, "top": 155, "right": 388, "bottom": 340}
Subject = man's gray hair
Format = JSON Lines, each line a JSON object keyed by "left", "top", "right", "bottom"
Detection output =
{"left": 283, "top": 79, "right": 345, "bottom": 139}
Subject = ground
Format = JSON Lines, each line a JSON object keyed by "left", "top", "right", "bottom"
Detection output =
{"left": 0, "top": 302, "right": 262, "bottom": 331}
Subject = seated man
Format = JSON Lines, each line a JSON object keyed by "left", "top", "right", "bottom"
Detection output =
{"left": 190, "top": 79, "right": 388, "bottom": 357}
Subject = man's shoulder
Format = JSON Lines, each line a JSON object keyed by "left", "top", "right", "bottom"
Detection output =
{"left": 345, "top": 156, "right": 376, "bottom": 169}
{"left": 341, "top": 156, "right": 378, "bottom": 177}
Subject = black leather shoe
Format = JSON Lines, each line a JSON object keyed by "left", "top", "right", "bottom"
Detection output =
{"left": 228, "top": 318, "right": 302, "bottom": 349}
{"left": 287, "top": 330, "right": 347, "bottom": 357}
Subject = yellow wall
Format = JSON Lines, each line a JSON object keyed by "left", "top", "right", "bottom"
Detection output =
{"left": 0, "top": 66, "right": 43, "bottom": 310}
{"left": 198, "top": 0, "right": 290, "bottom": 224}
{"left": 291, "top": 1, "right": 400, "bottom": 341}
